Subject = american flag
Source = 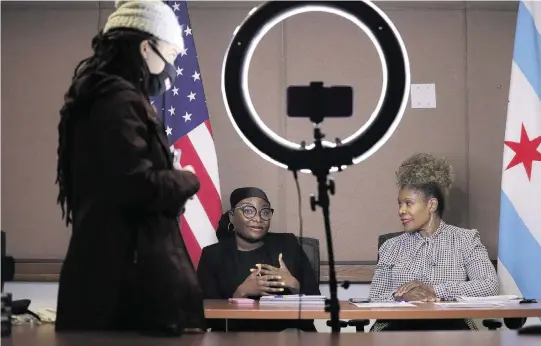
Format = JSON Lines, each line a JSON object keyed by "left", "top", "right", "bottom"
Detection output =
{"left": 152, "top": 1, "right": 221, "bottom": 267}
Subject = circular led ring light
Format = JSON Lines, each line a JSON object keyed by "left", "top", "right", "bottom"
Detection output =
{"left": 222, "top": 1, "right": 410, "bottom": 173}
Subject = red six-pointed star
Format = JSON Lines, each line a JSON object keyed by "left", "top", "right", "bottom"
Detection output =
{"left": 504, "top": 123, "right": 541, "bottom": 181}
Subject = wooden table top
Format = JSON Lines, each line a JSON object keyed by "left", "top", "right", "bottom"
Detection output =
{"left": 3, "top": 325, "right": 541, "bottom": 346}
{"left": 204, "top": 300, "right": 541, "bottom": 320}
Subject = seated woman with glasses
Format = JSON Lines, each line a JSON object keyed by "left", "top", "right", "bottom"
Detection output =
{"left": 368, "top": 153, "right": 499, "bottom": 331}
{"left": 197, "top": 187, "right": 320, "bottom": 332}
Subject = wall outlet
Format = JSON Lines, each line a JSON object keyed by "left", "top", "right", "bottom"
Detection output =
{"left": 410, "top": 83, "right": 437, "bottom": 109}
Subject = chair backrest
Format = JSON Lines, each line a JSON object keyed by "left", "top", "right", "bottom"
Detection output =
{"left": 297, "top": 236, "right": 320, "bottom": 285}
{"left": 1, "top": 231, "right": 5, "bottom": 259}
{"left": 376, "top": 231, "right": 404, "bottom": 262}
{"left": 1, "top": 230, "right": 15, "bottom": 292}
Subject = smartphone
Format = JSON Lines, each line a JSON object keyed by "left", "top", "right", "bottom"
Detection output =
{"left": 349, "top": 298, "right": 370, "bottom": 304}
{"left": 286, "top": 83, "right": 353, "bottom": 124}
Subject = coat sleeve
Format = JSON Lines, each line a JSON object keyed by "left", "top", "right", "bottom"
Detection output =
{"left": 197, "top": 246, "right": 224, "bottom": 299}
{"left": 90, "top": 91, "right": 200, "bottom": 212}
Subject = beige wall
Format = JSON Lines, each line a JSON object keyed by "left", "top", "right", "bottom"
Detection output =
{"left": 1, "top": 1, "right": 517, "bottom": 262}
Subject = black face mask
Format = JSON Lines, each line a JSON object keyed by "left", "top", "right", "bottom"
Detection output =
{"left": 147, "top": 44, "right": 176, "bottom": 96}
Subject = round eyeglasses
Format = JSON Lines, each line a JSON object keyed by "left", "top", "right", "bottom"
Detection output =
{"left": 233, "top": 205, "right": 274, "bottom": 221}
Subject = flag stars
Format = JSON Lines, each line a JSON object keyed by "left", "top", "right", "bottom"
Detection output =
{"left": 184, "top": 26, "right": 192, "bottom": 36}
{"left": 504, "top": 123, "right": 541, "bottom": 180}
{"left": 166, "top": 126, "right": 173, "bottom": 136}
{"left": 180, "top": 48, "right": 188, "bottom": 57}
{"left": 176, "top": 66, "right": 183, "bottom": 76}
{"left": 192, "top": 71, "right": 201, "bottom": 81}
{"left": 168, "top": 105, "right": 175, "bottom": 116}
{"left": 172, "top": 2, "right": 180, "bottom": 11}
{"left": 187, "top": 92, "right": 196, "bottom": 101}
{"left": 183, "top": 111, "right": 192, "bottom": 122}
{"left": 172, "top": 86, "right": 179, "bottom": 96}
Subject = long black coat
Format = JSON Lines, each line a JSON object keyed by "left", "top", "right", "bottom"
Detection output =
{"left": 55, "top": 72, "right": 205, "bottom": 332}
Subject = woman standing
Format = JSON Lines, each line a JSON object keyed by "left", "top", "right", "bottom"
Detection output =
{"left": 54, "top": 0, "right": 205, "bottom": 334}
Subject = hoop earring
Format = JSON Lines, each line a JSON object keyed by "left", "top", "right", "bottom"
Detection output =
{"left": 227, "top": 222, "right": 234, "bottom": 232}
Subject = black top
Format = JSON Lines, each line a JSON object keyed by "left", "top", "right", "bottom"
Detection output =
{"left": 197, "top": 233, "right": 321, "bottom": 332}
{"left": 235, "top": 246, "right": 272, "bottom": 298}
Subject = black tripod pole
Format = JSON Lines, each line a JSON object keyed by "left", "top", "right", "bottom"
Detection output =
{"left": 310, "top": 127, "right": 341, "bottom": 333}
{"left": 317, "top": 173, "right": 341, "bottom": 333}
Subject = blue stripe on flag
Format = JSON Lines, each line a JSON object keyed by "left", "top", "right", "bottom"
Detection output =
{"left": 514, "top": 2, "right": 541, "bottom": 100}
{"left": 498, "top": 191, "right": 541, "bottom": 300}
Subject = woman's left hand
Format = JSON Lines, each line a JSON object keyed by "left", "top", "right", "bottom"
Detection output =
{"left": 253, "top": 253, "right": 300, "bottom": 293}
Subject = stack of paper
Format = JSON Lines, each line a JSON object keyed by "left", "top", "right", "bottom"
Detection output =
{"left": 456, "top": 295, "right": 521, "bottom": 303}
{"left": 259, "top": 294, "right": 327, "bottom": 306}
{"left": 435, "top": 302, "right": 507, "bottom": 308}
{"left": 432, "top": 295, "right": 522, "bottom": 308}
{"left": 351, "top": 302, "right": 417, "bottom": 308}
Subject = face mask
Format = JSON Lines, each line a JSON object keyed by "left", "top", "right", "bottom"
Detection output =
{"left": 147, "top": 44, "right": 176, "bottom": 96}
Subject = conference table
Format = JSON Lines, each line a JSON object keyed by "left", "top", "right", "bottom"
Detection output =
{"left": 203, "top": 299, "right": 541, "bottom": 320}
{"left": 4, "top": 325, "right": 541, "bottom": 346}
{"left": 3, "top": 300, "right": 541, "bottom": 345}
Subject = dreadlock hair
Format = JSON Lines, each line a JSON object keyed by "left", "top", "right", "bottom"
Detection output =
{"left": 56, "top": 28, "right": 157, "bottom": 226}
{"left": 395, "top": 153, "right": 455, "bottom": 217}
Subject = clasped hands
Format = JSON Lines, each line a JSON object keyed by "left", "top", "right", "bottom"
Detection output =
{"left": 234, "top": 253, "right": 300, "bottom": 298}
{"left": 393, "top": 280, "right": 440, "bottom": 302}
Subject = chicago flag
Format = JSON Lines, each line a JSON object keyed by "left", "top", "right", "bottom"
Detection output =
{"left": 497, "top": 1, "right": 541, "bottom": 324}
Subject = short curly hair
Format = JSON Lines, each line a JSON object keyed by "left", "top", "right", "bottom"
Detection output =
{"left": 396, "top": 153, "right": 455, "bottom": 216}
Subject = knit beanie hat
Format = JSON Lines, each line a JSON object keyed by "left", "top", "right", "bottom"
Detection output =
{"left": 103, "top": 0, "right": 184, "bottom": 51}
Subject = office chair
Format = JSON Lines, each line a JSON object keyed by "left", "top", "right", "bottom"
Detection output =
{"left": 339, "top": 232, "right": 408, "bottom": 332}
{"left": 297, "top": 237, "right": 320, "bottom": 286}
{"left": 1, "top": 231, "right": 15, "bottom": 292}
{"left": 297, "top": 236, "right": 367, "bottom": 332}
{"left": 296, "top": 237, "right": 355, "bottom": 330}
{"left": 1, "top": 230, "right": 36, "bottom": 320}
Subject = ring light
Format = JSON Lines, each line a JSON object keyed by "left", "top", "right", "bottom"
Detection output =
{"left": 220, "top": 0, "right": 411, "bottom": 333}
{"left": 221, "top": 0, "right": 411, "bottom": 173}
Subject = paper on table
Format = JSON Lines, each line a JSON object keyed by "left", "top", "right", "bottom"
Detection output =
{"left": 259, "top": 295, "right": 326, "bottom": 306}
{"left": 259, "top": 301, "right": 325, "bottom": 306}
{"left": 435, "top": 302, "right": 506, "bottom": 308}
{"left": 352, "top": 302, "right": 417, "bottom": 308}
{"left": 260, "top": 295, "right": 327, "bottom": 301}
{"left": 456, "top": 295, "right": 521, "bottom": 302}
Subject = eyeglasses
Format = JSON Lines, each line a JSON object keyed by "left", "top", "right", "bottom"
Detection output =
{"left": 233, "top": 205, "right": 274, "bottom": 221}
